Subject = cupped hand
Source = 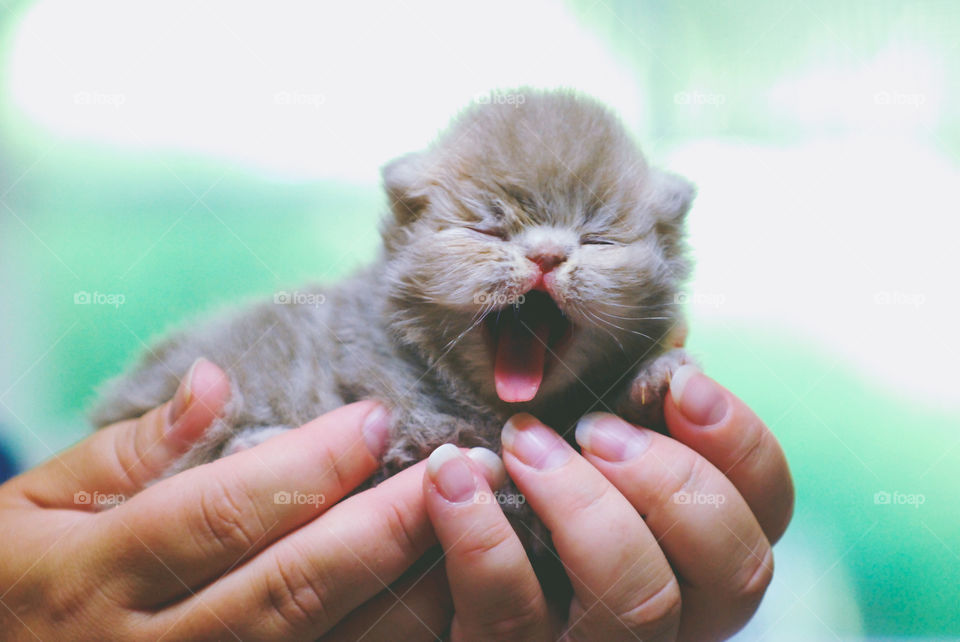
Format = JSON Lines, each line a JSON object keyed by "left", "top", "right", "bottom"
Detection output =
{"left": 417, "top": 366, "right": 794, "bottom": 641}
{"left": 0, "top": 359, "right": 501, "bottom": 641}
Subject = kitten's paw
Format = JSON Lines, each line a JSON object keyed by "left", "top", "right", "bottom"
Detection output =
{"left": 221, "top": 425, "right": 292, "bottom": 458}
{"left": 619, "top": 348, "right": 696, "bottom": 429}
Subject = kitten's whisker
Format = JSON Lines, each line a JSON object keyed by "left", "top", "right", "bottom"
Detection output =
{"left": 583, "top": 309, "right": 631, "bottom": 333}
{"left": 598, "top": 300, "right": 680, "bottom": 309}
{"left": 577, "top": 303, "right": 657, "bottom": 345}
{"left": 594, "top": 310, "right": 672, "bottom": 322}
{"left": 571, "top": 301, "right": 626, "bottom": 354}
{"left": 439, "top": 301, "right": 495, "bottom": 353}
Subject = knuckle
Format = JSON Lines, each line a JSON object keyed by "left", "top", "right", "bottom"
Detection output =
{"left": 314, "top": 442, "right": 349, "bottom": 497}
{"left": 109, "top": 415, "right": 159, "bottom": 491}
{"left": 734, "top": 545, "right": 774, "bottom": 605}
{"left": 726, "top": 415, "right": 769, "bottom": 474}
{"left": 770, "top": 482, "right": 796, "bottom": 544}
{"left": 653, "top": 452, "right": 710, "bottom": 507}
{"left": 192, "top": 475, "right": 266, "bottom": 555}
{"left": 476, "top": 593, "right": 547, "bottom": 641}
{"left": 380, "top": 498, "right": 423, "bottom": 560}
{"left": 264, "top": 547, "right": 333, "bottom": 635}
{"left": 563, "top": 481, "right": 617, "bottom": 520}
{"left": 615, "top": 577, "right": 683, "bottom": 634}
{"left": 45, "top": 575, "right": 87, "bottom": 626}
{"left": 454, "top": 518, "right": 517, "bottom": 563}
{"left": 44, "top": 563, "right": 138, "bottom": 637}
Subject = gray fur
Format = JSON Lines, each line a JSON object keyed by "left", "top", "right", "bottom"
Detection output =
{"left": 90, "top": 88, "right": 695, "bottom": 532}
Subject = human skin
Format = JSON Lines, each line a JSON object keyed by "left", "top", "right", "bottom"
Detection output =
{"left": 420, "top": 363, "right": 794, "bottom": 640}
{"left": 0, "top": 360, "right": 792, "bottom": 640}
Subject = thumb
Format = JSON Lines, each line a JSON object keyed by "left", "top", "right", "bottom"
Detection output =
{"left": 14, "top": 358, "right": 231, "bottom": 508}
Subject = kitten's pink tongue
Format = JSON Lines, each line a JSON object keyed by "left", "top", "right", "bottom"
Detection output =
{"left": 494, "top": 321, "right": 549, "bottom": 403}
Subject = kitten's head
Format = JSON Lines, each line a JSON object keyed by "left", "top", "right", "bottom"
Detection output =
{"left": 380, "top": 89, "right": 694, "bottom": 407}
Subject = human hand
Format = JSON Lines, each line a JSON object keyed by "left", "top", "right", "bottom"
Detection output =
{"left": 417, "top": 366, "right": 794, "bottom": 641}
{"left": 0, "top": 359, "right": 498, "bottom": 640}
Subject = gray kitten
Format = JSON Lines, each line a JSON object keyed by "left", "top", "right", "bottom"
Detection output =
{"left": 91, "top": 88, "right": 694, "bottom": 556}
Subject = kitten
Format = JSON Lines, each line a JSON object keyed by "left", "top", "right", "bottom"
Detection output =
{"left": 91, "top": 88, "right": 695, "bottom": 556}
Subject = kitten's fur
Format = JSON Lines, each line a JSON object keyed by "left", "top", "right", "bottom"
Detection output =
{"left": 91, "top": 89, "right": 694, "bottom": 550}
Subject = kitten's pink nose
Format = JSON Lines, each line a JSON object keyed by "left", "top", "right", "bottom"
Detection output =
{"left": 527, "top": 248, "right": 566, "bottom": 274}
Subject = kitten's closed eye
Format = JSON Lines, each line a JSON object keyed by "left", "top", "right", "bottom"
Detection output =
{"left": 580, "top": 235, "right": 618, "bottom": 246}
{"left": 466, "top": 225, "right": 507, "bottom": 240}
{"left": 466, "top": 225, "right": 619, "bottom": 246}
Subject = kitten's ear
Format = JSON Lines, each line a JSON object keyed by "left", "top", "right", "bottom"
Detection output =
{"left": 382, "top": 152, "right": 431, "bottom": 225}
{"left": 645, "top": 168, "right": 696, "bottom": 225}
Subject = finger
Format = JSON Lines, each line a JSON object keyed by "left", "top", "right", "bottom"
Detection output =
{"left": 327, "top": 449, "right": 508, "bottom": 641}
{"left": 424, "top": 444, "right": 551, "bottom": 642}
{"left": 575, "top": 412, "right": 774, "bottom": 639}
{"left": 11, "top": 358, "right": 230, "bottom": 508}
{"left": 151, "top": 460, "right": 436, "bottom": 641}
{"left": 665, "top": 365, "right": 795, "bottom": 543}
{"left": 501, "top": 414, "right": 681, "bottom": 642}
{"left": 93, "top": 400, "right": 391, "bottom": 606}
{"left": 323, "top": 559, "right": 453, "bottom": 642}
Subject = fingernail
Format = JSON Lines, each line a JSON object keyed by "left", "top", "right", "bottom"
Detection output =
{"left": 467, "top": 447, "right": 506, "bottom": 489}
{"left": 427, "top": 444, "right": 477, "bottom": 503}
{"left": 575, "top": 412, "right": 651, "bottom": 461}
{"left": 168, "top": 358, "right": 202, "bottom": 427}
{"left": 670, "top": 365, "right": 729, "bottom": 426}
{"left": 501, "top": 414, "right": 571, "bottom": 470}
{"left": 362, "top": 403, "right": 391, "bottom": 459}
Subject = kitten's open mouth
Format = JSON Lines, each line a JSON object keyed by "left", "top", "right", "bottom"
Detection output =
{"left": 483, "top": 290, "right": 572, "bottom": 403}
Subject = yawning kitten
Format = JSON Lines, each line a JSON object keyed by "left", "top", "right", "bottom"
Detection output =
{"left": 91, "top": 88, "right": 695, "bottom": 547}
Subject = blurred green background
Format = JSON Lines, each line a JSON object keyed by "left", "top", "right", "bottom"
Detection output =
{"left": 1, "top": 1, "right": 958, "bottom": 639}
